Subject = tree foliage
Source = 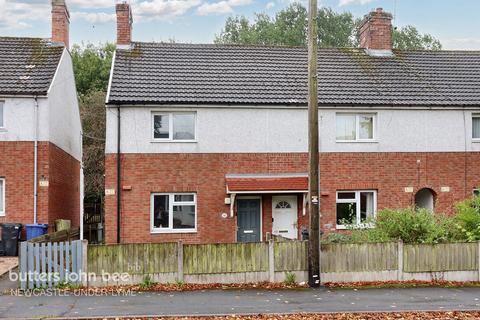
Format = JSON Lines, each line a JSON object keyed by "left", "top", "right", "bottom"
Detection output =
{"left": 215, "top": 3, "right": 441, "bottom": 50}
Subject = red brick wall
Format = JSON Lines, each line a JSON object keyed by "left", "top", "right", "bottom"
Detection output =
{"left": 359, "top": 8, "right": 393, "bottom": 50}
{"left": 116, "top": 3, "right": 132, "bottom": 45}
{"left": 105, "top": 152, "right": 480, "bottom": 244}
{"left": 0, "top": 141, "right": 80, "bottom": 236}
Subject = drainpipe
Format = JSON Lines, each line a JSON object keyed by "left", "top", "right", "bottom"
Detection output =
{"left": 33, "top": 96, "right": 39, "bottom": 224}
{"left": 117, "top": 106, "right": 121, "bottom": 243}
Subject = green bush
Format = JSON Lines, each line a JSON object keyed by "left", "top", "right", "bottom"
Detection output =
{"left": 454, "top": 196, "right": 480, "bottom": 241}
{"left": 284, "top": 272, "right": 296, "bottom": 286}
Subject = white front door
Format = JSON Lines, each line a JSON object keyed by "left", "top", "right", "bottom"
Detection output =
{"left": 272, "top": 196, "right": 298, "bottom": 240}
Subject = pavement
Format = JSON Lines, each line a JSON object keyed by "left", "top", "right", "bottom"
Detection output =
{"left": 0, "top": 258, "right": 17, "bottom": 278}
{"left": 0, "top": 287, "right": 479, "bottom": 319}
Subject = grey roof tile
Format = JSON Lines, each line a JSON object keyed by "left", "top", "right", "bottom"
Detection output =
{"left": 0, "top": 37, "right": 64, "bottom": 96}
{"left": 108, "top": 42, "right": 480, "bottom": 106}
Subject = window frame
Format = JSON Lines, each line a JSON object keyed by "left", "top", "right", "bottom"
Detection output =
{"left": 0, "top": 101, "right": 5, "bottom": 130}
{"left": 0, "top": 178, "right": 5, "bottom": 216}
{"left": 151, "top": 111, "right": 197, "bottom": 142}
{"left": 336, "top": 190, "right": 377, "bottom": 230}
{"left": 335, "top": 112, "right": 377, "bottom": 142}
{"left": 150, "top": 192, "right": 197, "bottom": 233}
{"left": 472, "top": 114, "right": 480, "bottom": 142}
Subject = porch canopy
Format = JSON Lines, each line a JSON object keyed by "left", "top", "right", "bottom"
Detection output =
{"left": 226, "top": 173, "right": 308, "bottom": 217}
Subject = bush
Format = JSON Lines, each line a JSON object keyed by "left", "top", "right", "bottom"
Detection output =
{"left": 284, "top": 272, "right": 296, "bottom": 286}
{"left": 454, "top": 196, "right": 480, "bottom": 241}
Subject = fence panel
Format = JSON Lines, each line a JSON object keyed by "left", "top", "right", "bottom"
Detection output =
{"left": 183, "top": 242, "right": 268, "bottom": 274}
{"left": 320, "top": 242, "right": 398, "bottom": 273}
{"left": 404, "top": 243, "right": 478, "bottom": 272}
{"left": 19, "top": 240, "right": 84, "bottom": 290}
{"left": 274, "top": 241, "right": 308, "bottom": 271}
{"left": 87, "top": 243, "right": 178, "bottom": 275}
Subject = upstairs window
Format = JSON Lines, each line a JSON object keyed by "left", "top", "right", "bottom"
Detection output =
{"left": 336, "top": 113, "right": 375, "bottom": 141}
{"left": 0, "top": 101, "right": 4, "bottom": 128}
{"left": 0, "top": 178, "right": 5, "bottom": 216}
{"left": 336, "top": 190, "right": 376, "bottom": 229}
{"left": 473, "top": 115, "right": 480, "bottom": 140}
{"left": 152, "top": 112, "right": 196, "bottom": 141}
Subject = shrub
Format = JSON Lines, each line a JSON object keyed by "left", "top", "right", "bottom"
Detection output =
{"left": 139, "top": 274, "right": 156, "bottom": 290}
{"left": 284, "top": 272, "right": 296, "bottom": 286}
{"left": 454, "top": 196, "right": 480, "bottom": 241}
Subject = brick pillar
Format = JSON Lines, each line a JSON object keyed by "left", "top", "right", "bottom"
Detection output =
{"left": 51, "top": 0, "right": 70, "bottom": 49}
{"left": 359, "top": 8, "right": 393, "bottom": 51}
{"left": 116, "top": 2, "right": 133, "bottom": 46}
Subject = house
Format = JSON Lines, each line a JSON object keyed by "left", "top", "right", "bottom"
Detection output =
{"left": 0, "top": 0, "right": 82, "bottom": 234}
{"left": 105, "top": 4, "right": 480, "bottom": 244}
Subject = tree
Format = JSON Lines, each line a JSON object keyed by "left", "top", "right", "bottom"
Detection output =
{"left": 71, "top": 43, "right": 115, "bottom": 96}
{"left": 71, "top": 43, "right": 114, "bottom": 202}
{"left": 215, "top": 3, "right": 441, "bottom": 50}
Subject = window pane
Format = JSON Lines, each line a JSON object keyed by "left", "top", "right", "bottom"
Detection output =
{"left": 359, "top": 115, "right": 374, "bottom": 139}
{"left": 0, "top": 180, "right": 4, "bottom": 213}
{"left": 0, "top": 102, "right": 4, "bottom": 127}
{"left": 153, "top": 114, "right": 169, "bottom": 139}
{"left": 473, "top": 117, "right": 480, "bottom": 139}
{"left": 336, "top": 202, "right": 356, "bottom": 225}
{"left": 360, "top": 192, "right": 375, "bottom": 222}
{"left": 173, "top": 205, "right": 195, "bottom": 229}
{"left": 336, "top": 114, "right": 356, "bottom": 140}
{"left": 337, "top": 192, "right": 356, "bottom": 200}
{"left": 174, "top": 194, "right": 194, "bottom": 202}
{"left": 173, "top": 114, "right": 195, "bottom": 140}
{"left": 153, "top": 195, "right": 169, "bottom": 228}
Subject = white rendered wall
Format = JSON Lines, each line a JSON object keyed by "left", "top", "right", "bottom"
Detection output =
{"left": 105, "top": 106, "right": 480, "bottom": 154}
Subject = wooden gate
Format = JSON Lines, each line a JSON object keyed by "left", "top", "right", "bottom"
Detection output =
{"left": 19, "top": 240, "right": 87, "bottom": 290}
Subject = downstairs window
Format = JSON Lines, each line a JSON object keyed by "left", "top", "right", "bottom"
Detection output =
{"left": 336, "top": 190, "right": 376, "bottom": 229}
{"left": 151, "top": 193, "right": 196, "bottom": 232}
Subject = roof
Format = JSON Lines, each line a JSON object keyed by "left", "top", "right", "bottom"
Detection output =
{"left": 226, "top": 174, "right": 308, "bottom": 193}
{"left": 108, "top": 42, "right": 480, "bottom": 107}
{"left": 0, "top": 37, "right": 65, "bottom": 96}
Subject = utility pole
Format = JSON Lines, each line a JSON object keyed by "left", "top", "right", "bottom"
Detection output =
{"left": 307, "top": 0, "right": 320, "bottom": 288}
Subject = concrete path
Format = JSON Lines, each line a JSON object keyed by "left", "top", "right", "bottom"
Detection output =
{"left": 0, "top": 287, "right": 479, "bottom": 319}
{"left": 0, "top": 258, "right": 17, "bottom": 278}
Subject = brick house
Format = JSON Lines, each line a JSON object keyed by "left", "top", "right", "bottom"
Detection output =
{"left": 105, "top": 4, "right": 480, "bottom": 244}
{"left": 0, "top": 0, "right": 82, "bottom": 234}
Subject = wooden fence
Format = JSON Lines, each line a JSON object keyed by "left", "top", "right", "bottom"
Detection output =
{"left": 19, "top": 240, "right": 87, "bottom": 290}
{"left": 86, "top": 240, "right": 480, "bottom": 286}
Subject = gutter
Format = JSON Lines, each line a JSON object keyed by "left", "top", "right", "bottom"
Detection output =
{"left": 117, "top": 106, "right": 121, "bottom": 244}
{"left": 33, "top": 96, "right": 39, "bottom": 224}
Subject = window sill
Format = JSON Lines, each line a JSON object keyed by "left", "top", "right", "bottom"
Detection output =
{"left": 472, "top": 139, "right": 480, "bottom": 143}
{"left": 151, "top": 229, "right": 197, "bottom": 234}
{"left": 336, "top": 140, "right": 379, "bottom": 144}
{"left": 151, "top": 140, "right": 197, "bottom": 144}
{"left": 0, "top": 128, "right": 6, "bottom": 132}
{"left": 336, "top": 223, "right": 375, "bottom": 230}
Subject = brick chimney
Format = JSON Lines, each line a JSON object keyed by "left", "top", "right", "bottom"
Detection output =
{"left": 51, "top": 0, "right": 70, "bottom": 48}
{"left": 116, "top": 2, "right": 133, "bottom": 46}
{"left": 359, "top": 8, "right": 393, "bottom": 52}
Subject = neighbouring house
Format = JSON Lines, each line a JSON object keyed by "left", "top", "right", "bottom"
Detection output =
{"left": 105, "top": 4, "right": 480, "bottom": 244}
{"left": 0, "top": 0, "right": 82, "bottom": 234}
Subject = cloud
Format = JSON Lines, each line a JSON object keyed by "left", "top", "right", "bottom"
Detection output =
{"left": 0, "top": 0, "right": 49, "bottom": 30}
{"left": 339, "top": 0, "right": 376, "bottom": 6}
{"left": 133, "top": 0, "right": 202, "bottom": 20}
{"left": 71, "top": 11, "right": 116, "bottom": 24}
{"left": 69, "top": 0, "right": 113, "bottom": 8}
{"left": 441, "top": 37, "right": 480, "bottom": 50}
{"left": 266, "top": 2, "right": 275, "bottom": 9}
{"left": 196, "top": 0, "right": 252, "bottom": 16}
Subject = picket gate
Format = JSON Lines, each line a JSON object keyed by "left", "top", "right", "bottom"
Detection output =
{"left": 19, "top": 240, "right": 87, "bottom": 290}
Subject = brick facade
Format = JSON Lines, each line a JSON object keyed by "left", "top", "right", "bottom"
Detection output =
{"left": 104, "top": 152, "right": 480, "bottom": 244}
{"left": 0, "top": 141, "right": 80, "bottom": 236}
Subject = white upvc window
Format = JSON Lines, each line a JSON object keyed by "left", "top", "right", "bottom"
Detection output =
{"left": 336, "top": 113, "right": 376, "bottom": 142}
{"left": 151, "top": 193, "right": 197, "bottom": 233}
{"left": 0, "top": 178, "right": 5, "bottom": 216}
{"left": 472, "top": 114, "right": 480, "bottom": 140}
{"left": 336, "top": 190, "right": 377, "bottom": 229}
{"left": 152, "top": 112, "right": 196, "bottom": 142}
{"left": 0, "top": 101, "right": 4, "bottom": 129}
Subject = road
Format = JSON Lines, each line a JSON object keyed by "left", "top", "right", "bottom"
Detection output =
{"left": 0, "top": 287, "right": 479, "bottom": 319}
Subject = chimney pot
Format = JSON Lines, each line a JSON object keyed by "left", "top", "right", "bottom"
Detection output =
{"left": 359, "top": 8, "right": 393, "bottom": 52}
{"left": 116, "top": 2, "right": 133, "bottom": 46}
{"left": 51, "top": 0, "right": 70, "bottom": 49}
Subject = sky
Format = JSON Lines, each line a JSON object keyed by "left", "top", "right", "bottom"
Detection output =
{"left": 0, "top": 0, "right": 479, "bottom": 50}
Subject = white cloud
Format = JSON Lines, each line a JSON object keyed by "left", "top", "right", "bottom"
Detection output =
{"left": 441, "top": 37, "right": 480, "bottom": 50}
{"left": 196, "top": 0, "right": 252, "bottom": 16}
{"left": 69, "top": 0, "right": 113, "bottom": 8}
{"left": 72, "top": 11, "right": 116, "bottom": 24}
{"left": 266, "top": 2, "right": 275, "bottom": 9}
{"left": 133, "top": 0, "right": 202, "bottom": 20}
{"left": 0, "top": 0, "right": 49, "bottom": 30}
{"left": 339, "top": 0, "right": 376, "bottom": 6}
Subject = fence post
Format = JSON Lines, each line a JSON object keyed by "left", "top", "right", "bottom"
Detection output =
{"left": 268, "top": 239, "right": 275, "bottom": 282}
{"left": 19, "top": 242, "right": 27, "bottom": 290}
{"left": 478, "top": 241, "right": 480, "bottom": 282}
{"left": 177, "top": 241, "right": 184, "bottom": 282}
{"left": 81, "top": 240, "right": 88, "bottom": 287}
{"left": 398, "top": 240, "right": 404, "bottom": 281}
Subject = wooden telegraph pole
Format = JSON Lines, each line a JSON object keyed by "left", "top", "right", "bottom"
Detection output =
{"left": 307, "top": 0, "right": 320, "bottom": 288}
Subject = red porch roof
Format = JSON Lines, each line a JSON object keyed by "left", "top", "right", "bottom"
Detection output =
{"left": 226, "top": 175, "right": 308, "bottom": 193}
